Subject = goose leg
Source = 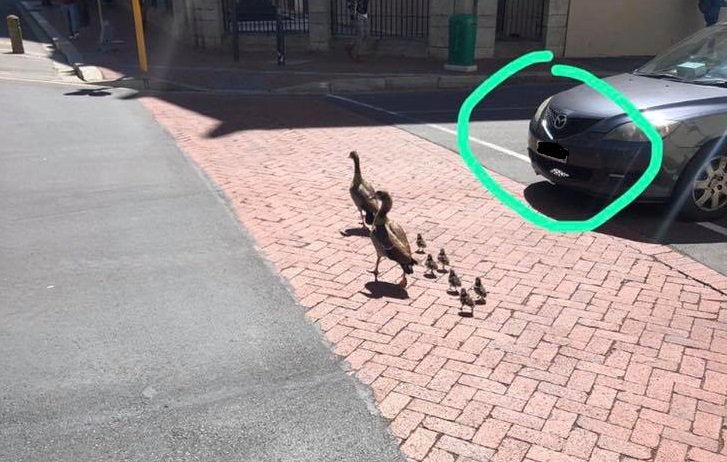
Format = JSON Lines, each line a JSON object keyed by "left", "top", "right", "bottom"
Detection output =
{"left": 359, "top": 209, "right": 368, "bottom": 229}
{"left": 368, "top": 256, "right": 381, "bottom": 281}
{"left": 398, "top": 273, "right": 408, "bottom": 289}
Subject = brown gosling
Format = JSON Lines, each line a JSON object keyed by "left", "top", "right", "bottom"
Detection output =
{"left": 437, "top": 248, "right": 450, "bottom": 272}
{"left": 473, "top": 276, "right": 487, "bottom": 303}
{"left": 416, "top": 233, "right": 426, "bottom": 254}
{"left": 448, "top": 269, "right": 461, "bottom": 293}
{"left": 459, "top": 288, "right": 475, "bottom": 317}
{"left": 425, "top": 254, "right": 438, "bottom": 276}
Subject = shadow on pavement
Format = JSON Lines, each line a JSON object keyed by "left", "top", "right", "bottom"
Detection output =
{"left": 64, "top": 88, "right": 113, "bottom": 96}
{"left": 339, "top": 227, "right": 370, "bottom": 237}
{"left": 361, "top": 281, "right": 409, "bottom": 300}
{"left": 523, "top": 181, "right": 727, "bottom": 245}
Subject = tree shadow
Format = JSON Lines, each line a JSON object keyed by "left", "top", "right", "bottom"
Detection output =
{"left": 360, "top": 281, "right": 409, "bottom": 300}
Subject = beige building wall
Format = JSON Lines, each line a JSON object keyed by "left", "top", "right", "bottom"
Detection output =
{"left": 564, "top": 0, "right": 725, "bottom": 57}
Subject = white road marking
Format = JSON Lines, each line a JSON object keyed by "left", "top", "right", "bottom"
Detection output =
{"left": 696, "top": 221, "right": 727, "bottom": 237}
{"left": 329, "top": 93, "right": 727, "bottom": 237}
{"left": 399, "top": 106, "right": 533, "bottom": 115}
{"left": 328, "top": 93, "right": 530, "bottom": 162}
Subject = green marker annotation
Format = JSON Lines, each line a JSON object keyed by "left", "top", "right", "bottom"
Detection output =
{"left": 456, "top": 50, "right": 663, "bottom": 233}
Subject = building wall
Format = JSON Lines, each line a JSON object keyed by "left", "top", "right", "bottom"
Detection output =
{"left": 564, "top": 0, "right": 723, "bottom": 57}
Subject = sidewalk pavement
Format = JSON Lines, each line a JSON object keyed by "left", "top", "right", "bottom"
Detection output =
{"left": 21, "top": 0, "right": 650, "bottom": 93}
{"left": 143, "top": 92, "right": 727, "bottom": 462}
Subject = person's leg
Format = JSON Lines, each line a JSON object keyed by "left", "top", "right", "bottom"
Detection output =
{"left": 61, "top": 4, "right": 72, "bottom": 36}
{"left": 706, "top": 5, "right": 721, "bottom": 25}
{"left": 69, "top": 3, "right": 80, "bottom": 35}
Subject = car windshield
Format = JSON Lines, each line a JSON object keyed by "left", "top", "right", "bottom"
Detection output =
{"left": 635, "top": 24, "right": 727, "bottom": 84}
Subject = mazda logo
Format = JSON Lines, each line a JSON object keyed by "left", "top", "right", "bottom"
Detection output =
{"left": 553, "top": 113, "right": 568, "bottom": 129}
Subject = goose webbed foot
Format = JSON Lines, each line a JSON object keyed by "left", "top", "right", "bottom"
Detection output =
{"left": 398, "top": 275, "right": 408, "bottom": 289}
{"left": 368, "top": 269, "right": 379, "bottom": 281}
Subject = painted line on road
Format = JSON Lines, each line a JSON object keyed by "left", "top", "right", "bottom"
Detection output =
{"left": 399, "top": 106, "right": 534, "bottom": 115}
{"left": 328, "top": 93, "right": 530, "bottom": 162}
{"left": 697, "top": 221, "right": 727, "bottom": 237}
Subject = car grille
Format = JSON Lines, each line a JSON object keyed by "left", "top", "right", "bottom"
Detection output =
{"left": 541, "top": 106, "right": 601, "bottom": 139}
{"left": 529, "top": 149, "right": 593, "bottom": 181}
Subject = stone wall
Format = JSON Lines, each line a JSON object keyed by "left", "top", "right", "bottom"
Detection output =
{"left": 143, "top": 0, "right": 189, "bottom": 41}
{"left": 543, "top": 0, "right": 569, "bottom": 57}
{"left": 308, "top": 0, "right": 330, "bottom": 51}
{"left": 473, "top": 0, "right": 496, "bottom": 59}
{"left": 427, "top": 0, "right": 454, "bottom": 59}
{"left": 188, "top": 0, "right": 224, "bottom": 49}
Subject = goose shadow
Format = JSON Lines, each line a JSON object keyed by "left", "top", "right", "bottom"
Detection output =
{"left": 423, "top": 273, "right": 437, "bottom": 279}
{"left": 339, "top": 227, "right": 370, "bottom": 237}
{"left": 458, "top": 311, "right": 474, "bottom": 318}
{"left": 446, "top": 288, "right": 459, "bottom": 296}
{"left": 361, "top": 281, "right": 409, "bottom": 300}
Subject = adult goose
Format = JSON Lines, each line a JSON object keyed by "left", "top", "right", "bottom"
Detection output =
{"left": 369, "top": 190, "right": 417, "bottom": 288}
{"left": 348, "top": 151, "right": 379, "bottom": 230}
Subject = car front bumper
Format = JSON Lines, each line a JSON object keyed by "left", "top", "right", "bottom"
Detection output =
{"left": 527, "top": 129, "right": 678, "bottom": 202}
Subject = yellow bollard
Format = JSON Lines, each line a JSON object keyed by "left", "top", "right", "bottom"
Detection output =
{"left": 6, "top": 15, "right": 24, "bottom": 54}
{"left": 130, "top": 0, "right": 148, "bottom": 73}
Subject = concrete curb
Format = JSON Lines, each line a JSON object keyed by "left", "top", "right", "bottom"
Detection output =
{"left": 19, "top": 0, "right": 105, "bottom": 82}
{"left": 274, "top": 70, "right": 618, "bottom": 94}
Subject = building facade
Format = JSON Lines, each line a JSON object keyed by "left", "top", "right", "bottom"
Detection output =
{"left": 142, "top": 0, "right": 722, "bottom": 60}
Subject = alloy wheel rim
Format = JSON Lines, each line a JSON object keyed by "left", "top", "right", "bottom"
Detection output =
{"left": 692, "top": 155, "right": 727, "bottom": 212}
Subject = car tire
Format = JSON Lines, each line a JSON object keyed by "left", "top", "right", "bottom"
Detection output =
{"left": 673, "top": 145, "right": 727, "bottom": 222}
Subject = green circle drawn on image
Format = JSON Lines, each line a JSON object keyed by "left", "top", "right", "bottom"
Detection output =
{"left": 456, "top": 50, "right": 664, "bottom": 233}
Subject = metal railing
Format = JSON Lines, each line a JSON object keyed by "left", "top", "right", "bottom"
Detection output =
{"left": 223, "top": 0, "right": 309, "bottom": 34}
{"left": 331, "top": 0, "right": 430, "bottom": 40}
{"left": 496, "top": 0, "right": 546, "bottom": 41}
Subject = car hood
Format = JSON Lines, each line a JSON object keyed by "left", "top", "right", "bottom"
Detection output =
{"left": 549, "top": 73, "right": 727, "bottom": 119}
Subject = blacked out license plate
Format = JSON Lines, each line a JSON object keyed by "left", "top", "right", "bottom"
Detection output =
{"left": 537, "top": 141, "right": 569, "bottom": 162}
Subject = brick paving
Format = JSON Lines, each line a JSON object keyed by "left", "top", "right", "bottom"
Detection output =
{"left": 142, "top": 94, "right": 727, "bottom": 462}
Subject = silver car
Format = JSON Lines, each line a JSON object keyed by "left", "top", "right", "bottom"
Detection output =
{"left": 528, "top": 24, "right": 727, "bottom": 221}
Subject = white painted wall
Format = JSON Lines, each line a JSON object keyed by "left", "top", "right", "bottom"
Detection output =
{"left": 564, "top": 0, "right": 726, "bottom": 57}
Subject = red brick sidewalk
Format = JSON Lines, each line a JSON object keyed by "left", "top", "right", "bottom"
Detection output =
{"left": 142, "top": 94, "right": 727, "bottom": 462}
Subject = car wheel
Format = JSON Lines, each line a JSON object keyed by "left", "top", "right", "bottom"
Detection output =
{"left": 674, "top": 149, "right": 727, "bottom": 221}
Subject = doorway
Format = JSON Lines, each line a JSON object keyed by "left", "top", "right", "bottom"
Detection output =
{"left": 495, "top": 0, "right": 546, "bottom": 57}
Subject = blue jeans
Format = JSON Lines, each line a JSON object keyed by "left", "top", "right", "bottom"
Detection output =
{"left": 61, "top": 3, "right": 79, "bottom": 35}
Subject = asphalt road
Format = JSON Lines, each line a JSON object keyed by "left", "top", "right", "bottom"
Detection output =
{"left": 328, "top": 84, "right": 727, "bottom": 277}
{"left": 0, "top": 77, "right": 403, "bottom": 462}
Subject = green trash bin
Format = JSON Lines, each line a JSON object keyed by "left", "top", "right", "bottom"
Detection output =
{"left": 448, "top": 14, "right": 477, "bottom": 67}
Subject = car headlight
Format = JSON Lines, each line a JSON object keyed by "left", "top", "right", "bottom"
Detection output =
{"left": 533, "top": 97, "right": 552, "bottom": 121}
{"left": 604, "top": 118, "right": 680, "bottom": 142}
